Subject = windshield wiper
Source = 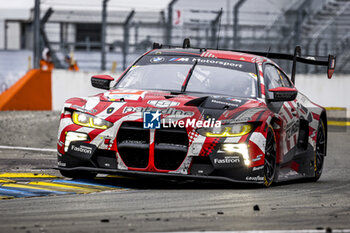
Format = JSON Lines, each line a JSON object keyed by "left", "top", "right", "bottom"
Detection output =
{"left": 181, "top": 59, "right": 198, "bottom": 92}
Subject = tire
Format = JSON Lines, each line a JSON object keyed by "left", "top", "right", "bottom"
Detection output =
{"left": 311, "top": 120, "right": 326, "bottom": 182}
{"left": 263, "top": 126, "right": 277, "bottom": 187}
{"left": 59, "top": 169, "right": 96, "bottom": 179}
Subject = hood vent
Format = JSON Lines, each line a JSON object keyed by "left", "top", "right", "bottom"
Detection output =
{"left": 185, "top": 96, "right": 247, "bottom": 110}
{"left": 184, "top": 96, "right": 208, "bottom": 107}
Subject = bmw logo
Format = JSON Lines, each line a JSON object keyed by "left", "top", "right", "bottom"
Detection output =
{"left": 150, "top": 57, "right": 165, "bottom": 63}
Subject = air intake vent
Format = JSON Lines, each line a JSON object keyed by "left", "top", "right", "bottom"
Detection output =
{"left": 117, "top": 122, "right": 149, "bottom": 168}
{"left": 154, "top": 126, "right": 188, "bottom": 170}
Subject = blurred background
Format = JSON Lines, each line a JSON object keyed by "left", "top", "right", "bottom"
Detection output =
{"left": 0, "top": 0, "right": 349, "bottom": 113}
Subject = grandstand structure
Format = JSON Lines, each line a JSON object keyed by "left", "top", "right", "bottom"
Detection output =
{"left": 0, "top": 0, "right": 349, "bottom": 74}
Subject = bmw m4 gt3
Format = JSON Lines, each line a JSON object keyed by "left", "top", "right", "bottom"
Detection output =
{"left": 57, "top": 40, "right": 336, "bottom": 187}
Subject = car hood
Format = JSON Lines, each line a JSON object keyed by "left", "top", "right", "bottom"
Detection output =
{"left": 68, "top": 89, "right": 267, "bottom": 123}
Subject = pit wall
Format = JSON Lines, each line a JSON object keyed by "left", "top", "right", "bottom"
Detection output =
{"left": 1, "top": 69, "right": 349, "bottom": 117}
{"left": 295, "top": 74, "right": 350, "bottom": 118}
{"left": 52, "top": 70, "right": 121, "bottom": 111}
{"left": 0, "top": 69, "right": 51, "bottom": 110}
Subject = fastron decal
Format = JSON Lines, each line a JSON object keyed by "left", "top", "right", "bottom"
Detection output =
{"left": 213, "top": 156, "right": 240, "bottom": 164}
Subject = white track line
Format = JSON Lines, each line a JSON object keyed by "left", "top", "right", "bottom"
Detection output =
{"left": 0, "top": 145, "right": 56, "bottom": 152}
{"left": 174, "top": 230, "right": 350, "bottom": 233}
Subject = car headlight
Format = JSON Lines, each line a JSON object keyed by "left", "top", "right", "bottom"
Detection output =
{"left": 197, "top": 123, "right": 253, "bottom": 137}
{"left": 64, "top": 131, "right": 88, "bottom": 152}
{"left": 222, "top": 143, "right": 250, "bottom": 166}
{"left": 72, "top": 111, "right": 113, "bottom": 129}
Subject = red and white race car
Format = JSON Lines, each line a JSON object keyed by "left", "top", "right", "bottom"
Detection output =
{"left": 57, "top": 40, "right": 336, "bottom": 187}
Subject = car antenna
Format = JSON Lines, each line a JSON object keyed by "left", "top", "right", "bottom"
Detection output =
{"left": 216, "top": 8, "right": 223, "bottom": 50}
{"left": 291, "top": 45, "right": 301, "bottom": 84}
{"left": 266, "top": 46, "right": 271, "bottom": 58}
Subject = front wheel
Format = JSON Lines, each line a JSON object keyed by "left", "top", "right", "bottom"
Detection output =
{"left": 59, "top": 169, "right": 96, "bottom": 179}
{"left": 263, "top": 126, "right": 277, "bottom": 187}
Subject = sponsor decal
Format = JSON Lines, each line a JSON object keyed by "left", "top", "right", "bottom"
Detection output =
{"left": 213, "top": 156, "right": 240, "bottom": 164}
{"left": 150, "top": 57, "right": 165, "bottom": 63}
{"left": 147, "top": 100, "right": 180, "bottom": 108}
{"left": 245, "top": 176, "right": 264, "bottom": 181}
{"left": 169, "top": 57, "right": 190, "bottom": 62}
{"left": 123, "top": 106, "right": 194, "bottom": 116}
{"left": 143, "top": 111, "right": 161, "bottom": 129}
{"left": 211, "top": 99, "right": 238, "bottom": 107}
{"left": 139, "top": 56, "right": 252, "bottom": 71}
{"left": 194, "top": 58, "right": 243, "bottom": 68}
{"left": 252, "top": 165, "right": 264, "bottom": 171}
{"left": 252, "top": 154, "right": 263, "bottom": 162}
{"left": 225, "top": 98, "right": 242, "bottom": 103}
{"left": 220, "top": 117, "right": 252, "bottom": 124}
{"left": 286, "top": 120, "right": 299, "bottom": 138}
{"left": 68, "top": 142, "right": 97, "bottom": 161}
{"left": 107, "top": 107, "right": 114, "bottom": 114}
{"left": 71, "top": 144, "right": 93, "bottom": 155}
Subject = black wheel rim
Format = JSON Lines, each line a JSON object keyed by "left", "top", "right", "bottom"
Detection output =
{"left": 315, "top": 122, "right": 325, "bottom": 176}
{"left": 264, "top": 130, "right": 276, "bottom": 182}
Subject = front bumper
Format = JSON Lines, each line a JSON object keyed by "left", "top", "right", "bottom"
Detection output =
{"left": 57, "top": 147, "right": 265, "bottom": 184}
{"left": 56, "top": 166, "right": 263, "bottom": 184}
{"left": 58, "top": 122, "right": 266, "bottom": 184}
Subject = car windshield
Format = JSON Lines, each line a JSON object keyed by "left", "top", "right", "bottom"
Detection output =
{"left": 116, "top": 56, "right": 258, "bottom": 98}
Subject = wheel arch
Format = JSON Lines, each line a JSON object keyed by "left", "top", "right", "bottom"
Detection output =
{"left": 268, "top": 116, "right": 282, "bottom": 162}
{"left": 265, "top": 115, "right": 283, "bottom": 184}
{"left": 319, "top": 110, "right": 328, "bottom": 156}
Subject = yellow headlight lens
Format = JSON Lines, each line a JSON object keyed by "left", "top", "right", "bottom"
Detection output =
{"left": 200, "top": 124, "right": 253, "bottom": 137}
{"left": 72, "top": 111, "right": 113, "bottom": 129}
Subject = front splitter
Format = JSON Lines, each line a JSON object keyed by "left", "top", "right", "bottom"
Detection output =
{"left": 55, "top": 166, "right": 262, "bottom": 185}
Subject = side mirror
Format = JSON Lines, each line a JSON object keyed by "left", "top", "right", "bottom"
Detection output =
{"left": 268, "top": 87, "right": 298, "bottom": 102}
{"left": 91, "top": 75, "right": 114, "bottom": 90}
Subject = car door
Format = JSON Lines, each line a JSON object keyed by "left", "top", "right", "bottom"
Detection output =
{"left": 264, "top": 64, "right": 300, "bottom": 163}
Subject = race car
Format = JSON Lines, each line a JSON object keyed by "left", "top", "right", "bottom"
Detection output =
{"left": 56, "top": 39, "right": 336, "bottom": 187}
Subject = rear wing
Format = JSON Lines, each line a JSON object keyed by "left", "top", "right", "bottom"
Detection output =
{"left": 153, "top": 40, "right": 336, "bottom": 83}
{"left": 232, "top": 46, "right": 336, "bottom": 82}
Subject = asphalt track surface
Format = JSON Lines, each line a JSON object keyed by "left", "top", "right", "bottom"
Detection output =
{"left": 0, "top": 111, "right": 349, "bottom": 233}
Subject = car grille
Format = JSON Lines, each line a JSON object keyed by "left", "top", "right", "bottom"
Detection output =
{"left": 117, "top": 121, "right": 189, "bottom": 170}
{"left": 154, "top": 127, "right": 188, "bottom": 170}
{"left": 117, "top": 122, "right": 149, "bottom": 168}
